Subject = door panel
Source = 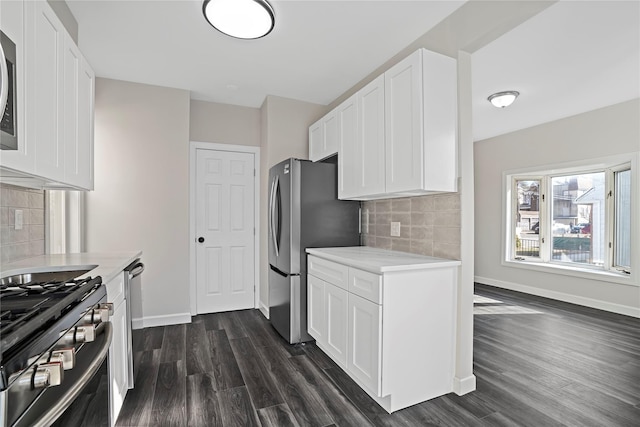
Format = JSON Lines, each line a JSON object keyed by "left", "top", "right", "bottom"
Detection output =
{"left": 347, "top": 293, "right": 382, "bottom": 396}
{"left": 196, "top": 149, "right": 255, "bottom": 313}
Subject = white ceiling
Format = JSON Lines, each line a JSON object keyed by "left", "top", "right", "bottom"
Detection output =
{"left": 472, "top": 0, "right": 640, "bottom": 141}
{"left": 66, "top": 0, "right": 640, "bottom": 142}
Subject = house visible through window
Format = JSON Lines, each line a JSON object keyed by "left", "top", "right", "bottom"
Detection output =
{"left": 507, "top": 158, "right": 634, "bottom": 276}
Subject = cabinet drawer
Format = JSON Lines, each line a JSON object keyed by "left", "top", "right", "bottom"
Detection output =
{"left": 308, "top": 256, "right": 349, "bottom": 290}
{"left": 348, "top": 268, "right": 382, "bottom": 304}
{"left": 105, "top": 271, "right": 125, "bottom": 308}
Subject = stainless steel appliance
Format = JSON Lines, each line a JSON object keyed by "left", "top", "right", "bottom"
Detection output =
{"left": 0, "top": 30, "right": 17, "bottom": 150}
{"left": 0, "top": 273, "right": 112, "bottom": 427}
{"left": 268, "top": 158, "right": 360, "bottom": 343}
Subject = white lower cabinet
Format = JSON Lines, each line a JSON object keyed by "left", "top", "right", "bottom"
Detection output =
{"left": 325, "top": 282, "right": 348, "bottom": 368}
{"left": 109, "top": 299, "right": 128, "bottom": 423}
{"left": 347, "top": 292, "right": 381, "bottom": 395}
{"left": 307, "top": 275, "right": 326, "bottom": 342}
{"left": 307, "top": 250, "right": 458, "bottom": 413}
{"left": 105, "top": 271, "right": 129, "bottom": 425}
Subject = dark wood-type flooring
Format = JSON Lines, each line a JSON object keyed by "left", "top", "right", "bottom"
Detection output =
{"left": 116, "top": 283, "right": 640, "bottom": 426}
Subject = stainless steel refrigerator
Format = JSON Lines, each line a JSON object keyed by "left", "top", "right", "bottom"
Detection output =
{"left": 268, "top": 158, "right": 360, "bottom": 343}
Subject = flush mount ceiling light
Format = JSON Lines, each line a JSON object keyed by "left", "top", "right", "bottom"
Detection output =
{"left": 488, "top": 91, "right": 520, "bottom": 108}
{"left": 203, "top": 0, "right": 275, "bottom": 40}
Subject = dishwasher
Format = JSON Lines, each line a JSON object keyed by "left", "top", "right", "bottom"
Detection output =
{"left": 124, "top": 259, "right": 144, "bottom": 389}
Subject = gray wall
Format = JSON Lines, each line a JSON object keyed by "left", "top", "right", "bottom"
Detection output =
{"left": 190, "top": 100, "right": 261, "bottom": 147}
{"left": 258, "top": 95, "right": 326, "bottom": 313}
{"left": 87, "top": 78, "right": 191, "bottom": 326}
{"left": 474, "top": 99, "right": 640, "bottom": 315}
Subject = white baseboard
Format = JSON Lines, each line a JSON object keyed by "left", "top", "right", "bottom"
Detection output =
{"left": 259, "top": 301, "right": 269, "bottom": 319}
{"left": 475, "top": 276, "right": 640, "bottom": 318}
{"left": 131, "top": 312, "right": 192, "bottom": 330}
{"left": 453, "top": 375, "right": 476, "bottom": 395}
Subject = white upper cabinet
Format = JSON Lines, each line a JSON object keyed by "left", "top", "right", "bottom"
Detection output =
{"left": 25, "top": 0, "right": 65, "bottom": 183}
{"left": 338, "top": 76, "right": 385, "bottom": 199}
{"left": 336, "top": 94, "right": 357, "bottom": 199}
{"left": 385, "top": 49, "right": 457, "bottom": 195}
{"left": 355, "top": 75, "right": 386, "bottom": 197}
{"left": 309, "top": 109, "right": 338, "bottom": 162}
{"left": 63, "top": 33, "right": 95, "bottom": 189}
{"left": 1, "top": 0, "right": 95, "bottom": 190}
{"left": 321, "top": 48, "right": 457, "bottom": 200}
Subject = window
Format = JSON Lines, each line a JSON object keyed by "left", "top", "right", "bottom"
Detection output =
{"left": 46, "top": 190, "right": 85, "bottom": 254}
{"left": 507, "top": 158, "right": 634, "bottom": 276}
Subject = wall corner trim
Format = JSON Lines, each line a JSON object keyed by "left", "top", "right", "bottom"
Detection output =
{"left": 453, "top": 374, "right": 477, "bottom": 395}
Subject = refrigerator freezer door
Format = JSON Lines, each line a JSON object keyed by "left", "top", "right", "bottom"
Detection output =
{"left": 269, "top": 266, "right": 309, "bottom": 343}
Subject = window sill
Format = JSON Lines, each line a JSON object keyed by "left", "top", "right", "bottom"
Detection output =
{"left": 502, "top": 259, "right": 637, "bottom": 287}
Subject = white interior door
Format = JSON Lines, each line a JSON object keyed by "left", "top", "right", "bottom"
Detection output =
{"left": 196, "top": 148, "right": 255, "bottom": 313}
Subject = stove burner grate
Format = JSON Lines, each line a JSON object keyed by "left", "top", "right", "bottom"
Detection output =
{"left": 0, "top": 276, "right": 103, "bottom": 363}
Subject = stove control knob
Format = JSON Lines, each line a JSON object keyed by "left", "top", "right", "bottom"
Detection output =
{"left": 51, "top": 348, "right": 76, "bottom": 370}
{"left": 83, "top": 306, "right": 110, "bottom": 324}
{"left": 10, "top": 362, "right": 64, "bottom": 390}
{"left": 28, "top": 347, "right": 76, "bottom": 370}
{"left": 99, "top": 302, "right": 114, "bottom": 316}
{"left": 61, "top": 325, "right": 96, "bottom": 345}
{"left": 38, "top": 362, "right": 64, "bottom": 387}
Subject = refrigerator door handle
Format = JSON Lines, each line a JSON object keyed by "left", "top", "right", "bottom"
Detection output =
{"left": 273, "top": 175, "right": 280, "bottom": 256}
{"left": 269, "top": 177, "right": 278, "bottom": 257}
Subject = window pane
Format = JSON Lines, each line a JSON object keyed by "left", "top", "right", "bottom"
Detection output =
{"left": 515, "top": 180, "right": 540, "bottom": 258}
{"left": 551, "top": 172, "right": 605, "bottom": 265}
{"left": 614, "top": 169, "right": 631, "bottom": 269}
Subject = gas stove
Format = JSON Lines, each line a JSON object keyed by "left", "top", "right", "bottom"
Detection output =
{"left": 0, "top": 273, "right": 112, "bottom": 427}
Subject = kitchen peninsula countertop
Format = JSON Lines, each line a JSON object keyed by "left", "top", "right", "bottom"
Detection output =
{"left": 306, "top": 246, "right": 460, "bottom": 274}
{"left": 0, "top": 252, "right": 142, "bottom": 284}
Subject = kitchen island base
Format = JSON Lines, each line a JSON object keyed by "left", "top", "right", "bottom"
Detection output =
{"left": 306, "top": 247, "right": 460, "bottom": 413}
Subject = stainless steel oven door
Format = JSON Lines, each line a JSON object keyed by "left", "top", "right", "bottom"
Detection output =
{"left": 13, "top": 322, "right": 113, "bottom": 427}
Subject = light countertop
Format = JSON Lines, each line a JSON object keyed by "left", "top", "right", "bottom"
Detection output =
{"left": 306, "top": 246, "right": 461, "bottom": 274}
{"left": 0, "top": 252, "right": 142, "bottom": 284}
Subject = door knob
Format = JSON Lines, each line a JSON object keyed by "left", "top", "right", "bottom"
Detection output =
{"left": 198, "top": 237, "right": 205, "bottom": 243}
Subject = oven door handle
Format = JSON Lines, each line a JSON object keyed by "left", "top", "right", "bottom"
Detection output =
{"left": 31, "top": 322, "right": 113, "bottom": 427}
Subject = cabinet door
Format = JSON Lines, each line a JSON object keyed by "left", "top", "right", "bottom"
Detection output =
{"left": 355, "top": 75, "right": 385, "bottom": 197}
{"left": 325, "top": 282, "right": 348, "bottom": 368}
{"left": 25, "top": 0, "right": 65, "bottom": 182}
{"left": 109, "top": 300, "right": 128, "bottom": 423}
{"left": 0, "top": 0, "right": 33, "bottom": 173}
{"left": 337, "top": 95, "right": 358, "bottom": 199}
{"left": 63, "top": 34, "right": 94, "bottom": 190}
{"left": 384, "top": 50, "right": 423, "bottom": 193}
{"left": 309, "top": 111, "right": 338, "bottom": 162}
{"left": 322, "top": 110, "right": 338, "bottom": 159}
{"left": 347, "top": 293, "right": 382, "bottom": 396}
{"left": 307, "top": 274, "right": 326, "bottom": 343}
{"left": 308, "top": 119, "right": 323, "bottom": 161}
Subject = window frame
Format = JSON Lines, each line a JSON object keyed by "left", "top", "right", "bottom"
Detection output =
{"left": 502, "top": 153, "right": 638, "bottom": 286}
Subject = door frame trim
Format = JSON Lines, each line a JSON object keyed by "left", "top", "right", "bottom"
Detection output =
{"left": 189, "top": 141, "right": 261, "bottom": 315}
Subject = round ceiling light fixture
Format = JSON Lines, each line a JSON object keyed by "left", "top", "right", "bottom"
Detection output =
{"left": 203, "top": 0, "right": 275, "bottom": 40}
{"left": 488, "top": 91, "right": 520, "bottom": 108}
